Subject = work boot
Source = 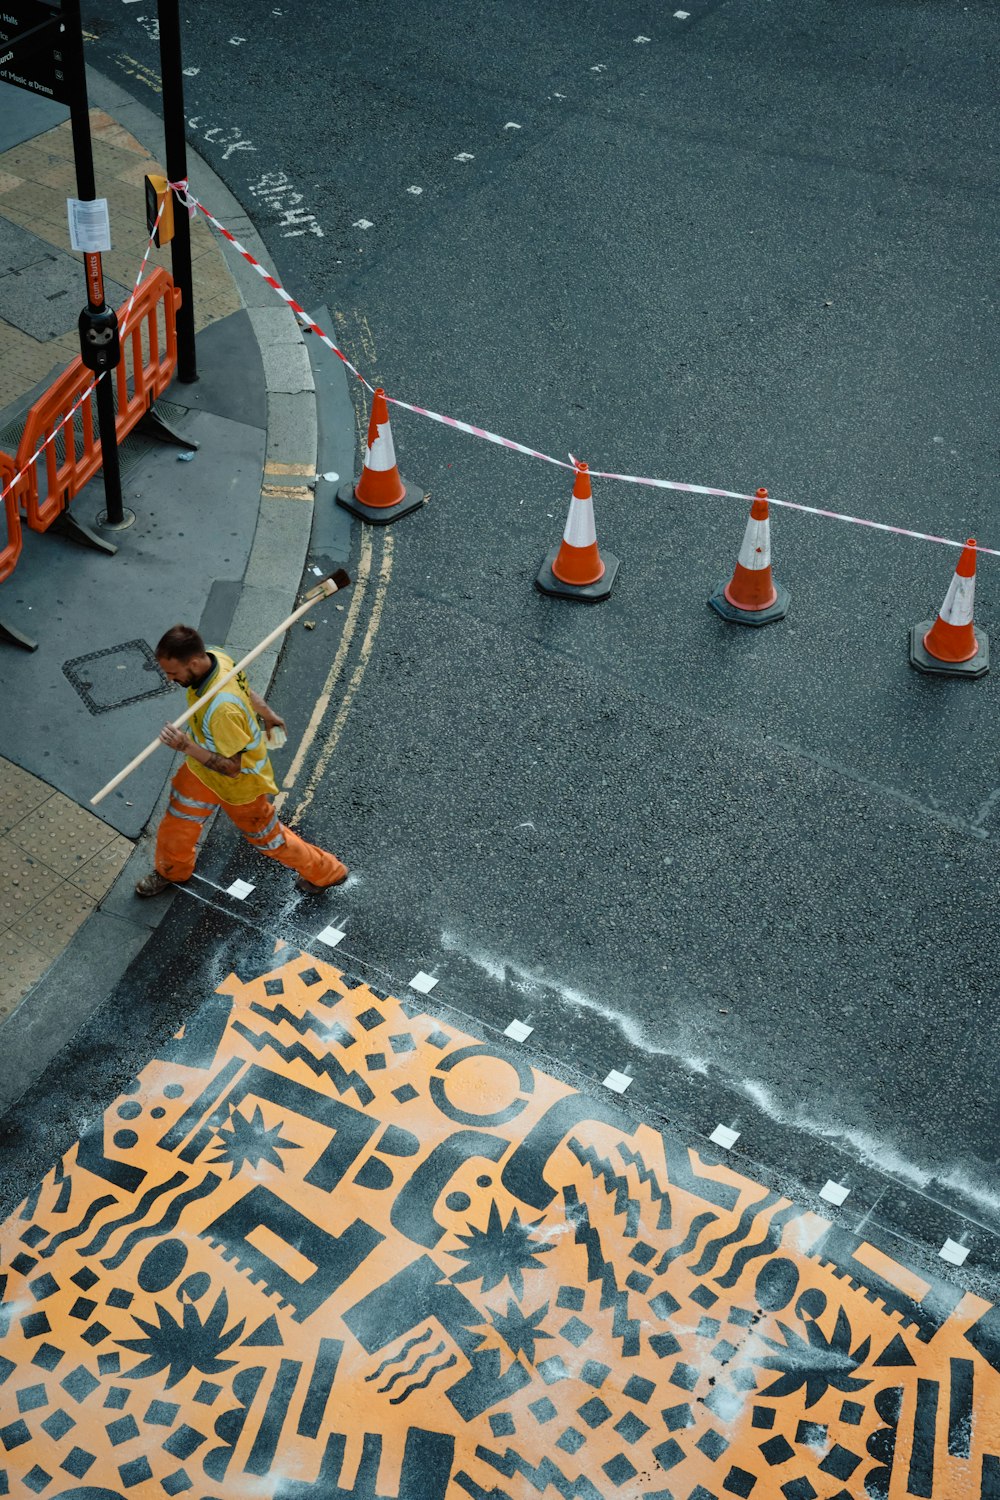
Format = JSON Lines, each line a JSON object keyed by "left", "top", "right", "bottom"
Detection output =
{"left": 134, "top": 871, "right": 174, "bottom": 897}
{"left": 295, "top": 867, "right": 349, "bottom": 894}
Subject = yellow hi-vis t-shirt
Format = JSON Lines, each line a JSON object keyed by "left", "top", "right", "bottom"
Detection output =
{"left": 183, "top": 650, "right": 278, "bottom": 804}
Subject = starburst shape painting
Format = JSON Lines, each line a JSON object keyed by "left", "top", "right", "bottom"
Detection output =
{"left": 117, "top": 1288, "right": 246, "bottom": 1389}
{"left": 756, "top": 1305, "right": 872, "bottom": 1408}
{"left": 450, "top": 1201, "right": 553, "bottom": 1299}
{"left": 209, "top": 1102, "right": 300, "bottom": 1177}
{"left": 476, "top": 1299, "right": 553, "bottom": 1367}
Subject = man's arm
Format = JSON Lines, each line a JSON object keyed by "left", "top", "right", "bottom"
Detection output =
{"left": 248, "top": 688, "right": 285, "bottom": 733}
{"left": 159, "top": 723, "right": 242, "bottom": 777}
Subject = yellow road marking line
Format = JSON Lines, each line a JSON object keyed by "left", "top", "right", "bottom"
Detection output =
{"left": 334, "top": 308, "right": 371, "bottom": 448}
{"left": 358, "top": 311, "right": 378, "bottom": 374}
{"left": 261, "top": 484, "right": 313, "bottom": 500}
{"left": 265, "top": 461, "right": 314, "bottom": 476}
{"left": 288, "top": 530, "right": 394, "bottom": 827}
{"left": 277, "top": 528, "right": 374, "bottom": 804}
{"left": 116, "top": 52, "right": 162, "bottom": 94}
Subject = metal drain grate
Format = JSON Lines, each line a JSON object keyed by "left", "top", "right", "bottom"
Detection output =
{"left": 0, "top": 398, "right": 191, "bottom": 479}
{"left": 63, "top": 639, "right": 173, "bottom": 715}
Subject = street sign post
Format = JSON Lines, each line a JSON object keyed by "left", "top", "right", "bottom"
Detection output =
{"left": 61, "top": 0, "right": 130, "bottom": 534}
{"left": 156, "top": 0, "right": 197, "bottom": 381}
{"left": 0, "top": 0, "right": 68, "bottom": 104}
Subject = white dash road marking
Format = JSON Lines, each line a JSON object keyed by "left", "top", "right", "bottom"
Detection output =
{"left": 939, "top": 1237, "right": 970, "bottom": 1266}
{"left": 819, "top": 1180, "right": 851, "bottom": 1206}
{"left": 504, "top": 122, "right": 522, "bottom": 130}
{"left": 226, "top": 878, "right": 255, "bottom": 900}
{"left": 674, "top": 9, "right": 690, "bottom": 17}
{"left": 406, "top": 185, "right": 423, "bottom": 194}
{"left": 453, "top": 152, "right": 475, "bottom": 162}
{"left": 353, "top": 218, "right": 374, "bottom": 230}
{"left": 316, "top": 924, "right": 347, "bottom": 948}
{"left": 603, "top": 1069, "right": 633, "bottom": 1094}
{"left": 410, "top": 971, "right": 438, "bottom": 994}
{"left": 190, "top": 874, "right": 233, "bottom": 895}
{"left": 182, "top": 66, "right": 199, "bottom": 75}
{"left": 709, "top": 1124, "right": 740, "bottom": 1150}
{"left": 504, "top": 1019, "right": 534, "bottom": 1043}
{"left": 635, "top": 35, "right": 651, "bottom": 43}
{"left": 229, "top": 35, "right": 247, "bottom": 44}
{"left": 590, "top": 63, "right": 608, "bottom": 72}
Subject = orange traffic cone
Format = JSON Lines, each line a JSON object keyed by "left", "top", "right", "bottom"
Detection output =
{"left": 909, "top": 539, "right": 989, "bottom": 677}
{"left": 536, "top": 462, "right": 619, "bottom": 602}
{"left": 336, "top": 387, "right": 425, "bottom": 525}
{"left": 709, "top": 488, "right": 789, "bottom": 626}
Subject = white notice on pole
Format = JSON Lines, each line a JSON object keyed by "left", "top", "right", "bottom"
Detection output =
{"left": 67, "top": 198, "right": 112, "bottom": 253}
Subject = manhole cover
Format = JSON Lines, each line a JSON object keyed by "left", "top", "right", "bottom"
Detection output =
{"left": 63, "top": 639, "right": 172, "bottom": 715}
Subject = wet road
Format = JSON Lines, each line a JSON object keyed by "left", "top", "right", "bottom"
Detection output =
{"left": 67, "top": 0, "right": 1000, "bottom": 1252}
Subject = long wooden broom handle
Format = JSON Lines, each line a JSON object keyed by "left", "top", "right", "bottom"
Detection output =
{"left": 90, "top": 570, "right": 351, "bottom": 807}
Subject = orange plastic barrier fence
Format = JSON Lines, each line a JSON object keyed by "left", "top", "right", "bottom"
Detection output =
{"left": 16, "top": 267, "right": 182, "bottom": 534}
{"left": 0, "top": 451, "right": 24, "bottom": 584}
{"left": 114, "top": 264, "right": 181, "bottom": 429}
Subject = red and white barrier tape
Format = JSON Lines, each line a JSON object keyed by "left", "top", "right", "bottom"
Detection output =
{"left": 0, "top": 196, "right": 167, "bottom": 511}
{"left": 579, "top": 466, "right": 997, "bottom": 558}
{"left": 7, "top": 180, "right": 992, "bottom": 567}
{"left": 174, "top": 187, "right": 372, "bottom": 392}
{"left": 181, "top": 189, "right": 999, "bottom": 563}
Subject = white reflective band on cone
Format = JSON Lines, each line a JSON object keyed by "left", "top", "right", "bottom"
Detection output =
{"left": 564, "top": 497, "right": 598, "bottom": 549}
{"left": 737, "top": 516, "right": 771, "bottom": 571}
{"left": 366, "top": 421, "right": 397, "bottom": 472}
{"left": 939, "top": 571, "right": 975, "bottom": 626}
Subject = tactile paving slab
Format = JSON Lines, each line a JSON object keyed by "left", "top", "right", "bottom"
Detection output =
{"left": 0, "top": 949, "right": 998, "bottom": 1497}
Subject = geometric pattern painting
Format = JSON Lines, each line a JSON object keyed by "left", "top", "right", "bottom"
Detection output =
{"left": 1, "top": 947, "right": 999, "bottom": 1497}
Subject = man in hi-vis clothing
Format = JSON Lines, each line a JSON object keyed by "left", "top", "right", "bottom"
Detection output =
{"left": 134, "top": 624, "right": 348, "bottom": 897}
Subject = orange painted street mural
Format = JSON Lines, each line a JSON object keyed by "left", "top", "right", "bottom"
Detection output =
{"left": 1, "top": 946, "right": 999, "bottom": 1498}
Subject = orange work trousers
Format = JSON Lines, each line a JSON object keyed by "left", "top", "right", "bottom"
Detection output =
{"left": 156, "top": 763, "right": 347, "bottom": 887}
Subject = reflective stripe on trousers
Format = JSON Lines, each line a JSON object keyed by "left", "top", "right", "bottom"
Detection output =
{"left": 245, "top": 813, "right": 285, "bottom": 853}
{"left": 166, "top": 803, "right": 213, "bottom": 826}
{"left": 155, "top": 762, "right": 347, "bottom": 887}
{"left": 165, "top": 787, "right": 216, "bottom": 826}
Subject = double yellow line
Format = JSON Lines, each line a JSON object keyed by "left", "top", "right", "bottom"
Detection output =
{"left": 277, "top": 309, "right": 394, "bottom": 827}
{"left": 278, "top": 526, "right": 394, "bottom": 826}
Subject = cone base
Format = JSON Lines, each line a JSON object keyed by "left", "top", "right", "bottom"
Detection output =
{"left": 536, "top": 546, "right": 619, "bottom": 603}
{"left": 336, "top": 478, "right": 425, "bottom": 526}
{"left": 909, "top": 622, "right": 990, "bottom": 678}
{"left": 708, "top": 579, "right": 790, "bottom": 627}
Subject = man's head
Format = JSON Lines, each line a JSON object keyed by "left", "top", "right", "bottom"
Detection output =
{"left": 155, "top": 624, "right": 213, "bottom": 687}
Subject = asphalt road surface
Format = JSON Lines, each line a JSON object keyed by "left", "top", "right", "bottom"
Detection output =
{"left": 71, "top": 0, "right": 1000, "bottom": 1268}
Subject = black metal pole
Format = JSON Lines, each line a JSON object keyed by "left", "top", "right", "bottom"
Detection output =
{"left": 157, "top": 0, "right": 197, "bottom": 382}
{"left": 60, "top": 0, "right": 127, "bottom": 529}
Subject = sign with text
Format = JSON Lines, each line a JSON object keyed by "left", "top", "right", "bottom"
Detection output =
{"left": 0, "top": 0, "right": 67, "bottom": 105}
{"left": 67, "top": 196, "right": 111, "bottom": 253}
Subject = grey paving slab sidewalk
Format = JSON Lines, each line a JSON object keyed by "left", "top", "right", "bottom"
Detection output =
{"left": 0, "top": 66, "right": 353, "bottom": 1101}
